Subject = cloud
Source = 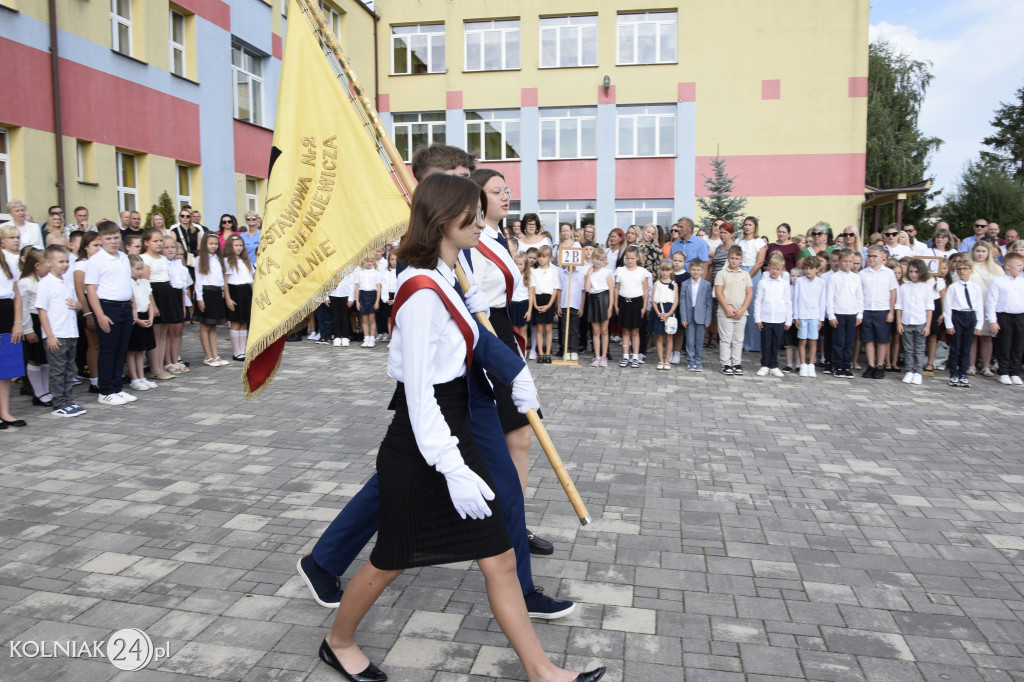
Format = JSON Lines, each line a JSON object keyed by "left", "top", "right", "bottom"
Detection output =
{"left": 870, "top": 0, "right": 1024, "bottom": 198}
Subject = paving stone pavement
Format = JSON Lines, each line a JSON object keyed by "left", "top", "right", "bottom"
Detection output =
{"left": 1, "top": 335, "right": 1023, "bottom": 681}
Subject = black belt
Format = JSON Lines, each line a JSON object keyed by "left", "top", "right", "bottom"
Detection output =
{"left": 99, "top": 299, "right": 132, "bottom": 309}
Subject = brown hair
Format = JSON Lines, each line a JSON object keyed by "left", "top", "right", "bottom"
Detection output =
{"left": 223, "top": 234, "right": 254, "bottom": 275}
{"left": 411, "top": 144, "right": 476, "bottom": 182}
{"left": 393, "top": 173, "right": 485, "bottom": 270}
{"left": 469, "top": 168, "right": 506, "bottom": 218}
{"left": 196, "top": 233, "right": 221, "bottom": 275}
{"left": 19, "top": 248, "right": 44, "bottom": 280}
{"left": 142, "top": 227, "right": 165, "bottom": 254}
{"left": 96, "top": 220, "right": 120, "bottom": 236}
{"left": 76, "top": 232, "right": 99, "bottom": 261}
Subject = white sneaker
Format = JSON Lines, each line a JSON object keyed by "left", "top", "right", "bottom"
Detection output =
{"left": 638, "top": 354, "right": 646, "bottom": 364}
{"left": 570, "top": 352, "right": 578, "bottom": 361}
{"left": 807, "top": 365, "right": 816, "bottom": 377}
{"left": 117, "top": 391, "right": 138, "bottom": 402}
{"left": 670, "top": 351, "right": 681, "bottom": 365}
{"left": 98, "top": 393, "right": 126, "bottom": 406}
{"left": 129, "top": 379, "right": 150, "bottom": 391}
{"left": 341, "top": 338, "right": 350, "bottom": 347}
{"left": 529, "top": 349, "right": 537, "bottom": 360}
{"left": 769, "top": 367, "right": 784, "bottom": 378}
{"left": 1012, "top": 376, "right": 1024, "bottom": 386}
{"left": 360, "top": 338, "right": 370, "bottom": 347}
{"left": 998, "top": 375, "right": 1013, "bottom": 385}
{"left": 333, "top": 338, "right": 342, "bottom": 347}
{"left": 308, "top": 332, "right": 320, "bottom": 341}
{"left": 902, "top": 372, "right": 914, "bottom": 384}
{"left": 145, "top": 379, "right": 160, "bottom": 389}
{"left": 756, "top": 366, "right": 770, "bottom": 377}
{"left": 911, "top": 373, "right": 922, "bottom": 385}
{"left": 798, "top": 364, "right": 808, "bottom": 377}
{"left": 369, "top": 337, "right": 376, "bottom": 347}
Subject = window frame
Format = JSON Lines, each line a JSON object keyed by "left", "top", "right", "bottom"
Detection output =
{"left": 539, "top": 15, "right": 598, "bottom": 69}
{"left": 321, "top": 1, "right": 343, "bottom": 38}
{"left": 616, "top": 11, "right": 678, "bottom": 66}
{"left": 245, "top": 177, "right": 260, "bottom": 214}
{"left": 464, "top": 19, "right": 520, "bottom": 72}
{"left": 169, "top": 9, "right": 186, "bottom": 77}
{"left": 231, "top": 42, "right": 265, "bottom": 126}
{"left": 116, "top": 151, "right": 138, "bottom": 213}
{"left": 614, "top": 199, "right": 674, "bottom": 230}
{"left": 465, "top": 110, "right": 521, "bottom": 162}
{"left": 539, "top": 107, "right": 597, "bottom": 160}
{"left": 110, "top": 0, "right": 132, "bottom": 56}
{"left": 393, "top": 112, "right": 447, "bottom": 162}
{"left": 391, "top": 23, "right": 446, "bottom": 75}
{"left": 615, "top": 104, "right": 676, "bottom": 158}
{"left": 538, "top": 201, "right": 596, "bottom": 234}
{"left": 0, "top": 129, "right": 10, "bottom": 214}
{"left": 177, "top": 164, "right": 192, "bottom": 209}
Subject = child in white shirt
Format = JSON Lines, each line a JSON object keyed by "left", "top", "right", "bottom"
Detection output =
{"left": 895, "top": 259, "right": 934, "bottom": 385}
{"left": 753, "top": 253, "right": 792, "bottom": 376}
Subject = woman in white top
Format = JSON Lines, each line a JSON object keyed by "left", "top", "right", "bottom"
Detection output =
{"left": 516, "top": 212, "right": 550, "bottom": 253}
{"left": 1, "top": 200, "right": 44, "bottom": 249}
{"left": 553, "top": 222, "right": 581, "bottom": 263}
{"left": 320, "top": 173, "right": 603, "bottom": 682}
{"left": 0, "top": 226, "right": 26, "bottom": 427}
{"left": 968, "top": 241, "right": 1003, "bottom": 376}
{"left": 926, "top": 227, "right": 956, "bottom": 260}
{"left": 738, "top": 216, "right": 767, "bottom": 352}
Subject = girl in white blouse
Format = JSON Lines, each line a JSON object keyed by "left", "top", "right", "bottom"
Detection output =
{"left": 223, "top": 234, "right": 255, "bottom": 361}
{"left": 141, "top": 228, "right": 177, "bottom": 380}
{"left": 319, "top": 172, "right": 603, "bottom": 682}
{"left": 194, "top": 233, "right": 229, "bottom": 367}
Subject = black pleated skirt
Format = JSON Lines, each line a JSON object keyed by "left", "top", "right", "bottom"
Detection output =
{"left": 198, "top": 286, "right": 227, "bottom": 325}
{"left": 128, "top": 311, "right": 156, "bottom": 351}
{"left": 227, "top": 283, "right": 253, "bottom": 324}
{"left": 370, "top": 378, "right": 511, "bottom": 570}
{"left": 586, "top": 291, "right": 610, "bottom": 323}
{"left": 151, "top": 281, "right": 183, "bottom": 324}
{"left": 617, "top": 296, "right": 643, "bottom": 328}
{"left": 23, "top": 313, "right": 46, "bottom": 364}
{"left": 533, "top": 293, "right": 555, "bottom": 324}
{"left": 510, "top": 299, "right": 529, "bottom": 328}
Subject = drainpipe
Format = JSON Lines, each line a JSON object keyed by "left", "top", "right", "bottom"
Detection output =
{"left": 373, "top": 11, "right": 380, "bottom": 111}
{"left": 48, "top": 0, "right": 66, "bottom": 209}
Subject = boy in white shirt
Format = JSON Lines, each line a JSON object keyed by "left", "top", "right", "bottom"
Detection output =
{"left": 36, "top": 245, "right": 85, "bottom": 417}
{"left": 986, "top": 252, "right": 1024, "bottom": 385}
{"left": 826, "top": 249, "right": 863, "bottom": 379}
{"left": 859, "top": 244, "right": 898, "bottom": 379}
{"left": 754, "top": 253, "right": 792, "bottom": 377}
{"left": 794, "top": 256, "right": 828, "bottom": 377}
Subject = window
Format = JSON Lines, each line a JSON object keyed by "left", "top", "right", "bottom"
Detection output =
{"left": 116, "top": 151, "right": 138, "bottom": 212}
{"left": 391, "top": 24, "right": 445, "bottom": 75}
{"left": 616, "top": 104, "right": 675, "bottom": 157}
{"left": 0, "top": 129, "right": 9, "bottom": 213}
{"left": 177, "top": 164, "right": 192, "bottom": 209}
{"left": 539, "top": 108, "right": 596, "bottom": 160}
{"left": 538, "top": 201, "right": 596, "bottom": 234}
{"left": 617, "top": 12, "right": 677, "bottom": 65}
{"left": 76, "top": 140, "right": 96, "bottom": 183}
{"left": 169, "top": 10, "right": 186, "bottom": 76}
{"left": 321, "top": 2, "right": 343, "bottom": 38}
{"left": 110, "top": 0, "right": 132, "bottom": 56}
{"left": 615, "top": 199, "right": 673, "bottom": 230}
{"left": 465, "top": 110, "right": 520, "bottom": 161}
{"left": 232, "top": 42, "right": 264, "bottom": 125}
{"left": 465, "top": 20, "right": 520, "bottom": 71}
{"left": 393, "top": 112, "right": 446, "bottom": 162}
{"left": 245, "top": 177, "right": 260, "bottom": 214}
{"left": 540, "top": 15, "right": 597, "bottom": 69}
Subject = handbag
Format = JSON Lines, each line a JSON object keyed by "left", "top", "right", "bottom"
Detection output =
{"left": 664, "top": 315, "right": 678, "bottom": 335}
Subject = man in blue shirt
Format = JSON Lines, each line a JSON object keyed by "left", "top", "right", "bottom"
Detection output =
{"left": 669, "top": 217, "right": 709, "bottom": 269}
{"left": 959, "top": 218, "right": 989, "bottom": 252}
{"left": 241, "top": 212, "right": 261, "bottom": 263}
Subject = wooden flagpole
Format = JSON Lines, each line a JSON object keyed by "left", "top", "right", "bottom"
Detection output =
{"left": 296, "top": 0, "right": 592, "bottom": 526}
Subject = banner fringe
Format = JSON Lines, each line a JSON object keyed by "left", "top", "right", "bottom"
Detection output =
{"left": 242, "top": 218, "right": 408, "bottom": 400}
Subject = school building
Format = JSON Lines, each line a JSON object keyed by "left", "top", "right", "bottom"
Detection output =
{"left": 1, "top": 0, "right": 869, "bottom": 237}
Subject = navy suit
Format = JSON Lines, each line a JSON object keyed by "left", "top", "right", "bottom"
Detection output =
{"left": 311, "top": 317, "right": 535, "bottom": 593}
{"left": 680, "top": 278, "right": 713, "bottom": 363}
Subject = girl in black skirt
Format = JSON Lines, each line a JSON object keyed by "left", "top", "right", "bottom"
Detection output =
{"left": 194, "top": 233, "right": 229, "bottom": 367}
{"left": 126, "top": 255, "right": 157, "bottom": 391}
{"left": 223, "top": 235, "right": 254, "bottom": 361}
{"left": 141, "top": 228, "right": 177, "bottom": 381}
{"left": 18, "top": 249, "right": 52, "bottom": 405}
{"left": 320, "top": 173, "right": 603, "bottom": 682}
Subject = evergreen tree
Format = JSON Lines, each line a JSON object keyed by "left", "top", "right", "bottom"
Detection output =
{"left": 696, "top": 155, "right": 746, "bottom": 231}
{"left": 145, "top": 191, "right": 177, "bottom": 229}
{"left": 941, "top": 158, "right": 1024, "bottom": 238}
{"left": 865, "top": 39, "right": 942, "bottom": 225}
{"left": 981, "top": 84, "right": 1024, "bottom": 181}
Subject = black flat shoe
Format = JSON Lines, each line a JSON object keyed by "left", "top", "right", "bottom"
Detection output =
{"left": 88, "top": 385, "right": 100, "bottom": 394}
{"left": 32, "top": 396, "right": 53, "bottom": 407}
{"left": 574, "top": 667, "right": 607, "bottom": 682}
{"left": 527, "top": 530, "right": 554, "bottom": 555}
{"left": 1, "top": 418, "right": 27, "bottom": 427}
{"left": 318, "top": 639, "right": 387, "bottom": 682}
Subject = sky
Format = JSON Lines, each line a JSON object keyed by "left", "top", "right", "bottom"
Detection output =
{"left": 869, "top": 0, "right": 1024, "bottom": 198}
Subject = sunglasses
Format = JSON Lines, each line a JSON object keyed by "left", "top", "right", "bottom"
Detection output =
{"left": 221, "top": 220, "right": 233, "bottom": 224}
{"left": 810, "top": 231, "right": 824, "bottom": 236}
{"left": 884, "top": 232, "right": 899, "bottom": 237}
{"left": 975, "top": 224, "right": 988, "bottom": 228}
{"left": 842, "top": 233, "right": 856, "bottom": 237}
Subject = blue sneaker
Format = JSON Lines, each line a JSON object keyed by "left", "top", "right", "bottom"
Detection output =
{"left": 524, "top": 587, "right": 575, "bottom": 619}
{"left": 51, "top": 406, "right": 73, "bottom": 418}
{"left": 297, "top": 554, "right": 343, "bottom": 607}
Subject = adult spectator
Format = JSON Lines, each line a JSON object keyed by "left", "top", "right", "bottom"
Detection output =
{"left": 987, "top": 222, "right": 1004, "bottom": 247}
{"left": 764, "top": 222, "right": 800, "bottom": 271}
{"left": 42, "top": 206, "right": 65, "bottom": 243}
{"left": 638, "top": 223, "right": 664, "bottom": 275}
{"left": 881, "top": 224, "right": 912, "bottom": 258}
{"left": 797, "top": 222, "right": 833, "bottom": 259}
{"left": 241, "top": 211, "right": 262, "bottom": 263}
{"left": 73, "top": 206, "right": 95, "bottom": 233}
{"left": 119, "top": 210, "right": 131, "bottom": 233}
{"left": 706, "top": 218, "right": 724, "bottom": 257}
{"left": 1004, "top": 228, "right": 1019, "bottom": 245}
{"left": 669, "top": 217, "right": 709, "bottom": 270}
{"left": 834, "top": 226, "right": 862, "bottom": 256}
{"left": 903, "top": 224, "right": 929, "bottom": 255}
{"left": 605, "top": 227, "right": 625, "bottom": 269}
{"left": 216, "top": 214, "right": 242, "bottom": 249}
{"left": 1, "top": 200, "right": 44, "bottom": 248}
{"left": 191, "top": 209, "right": 208, "bottom": 233}
{"left": 121, "top": 211, "right": 144, "bottom": 239}
{"left": 516, "top": 213, "right": 549, "bottom": 253}
{"left": 169, "top": 205, "right": 201, "bottom": 270}
{"left": 959, "top": 218, "right": 989, "bottom": 252}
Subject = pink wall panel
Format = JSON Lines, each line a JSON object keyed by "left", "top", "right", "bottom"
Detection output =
{"left": 616, "top": 158, "right": 674, "bottom": 199}
{"left": 233, "top": 120, "right": 273, "bottom": 178}
{"left": 695, "top": 154, "right": 866, "bottom": 197}
{"left": 538, "top": 160, "right": 597, "bottom": 200}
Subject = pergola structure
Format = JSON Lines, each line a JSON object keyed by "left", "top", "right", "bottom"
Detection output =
{"left": 862, "top": 180, "right": 933, "bottom": 235}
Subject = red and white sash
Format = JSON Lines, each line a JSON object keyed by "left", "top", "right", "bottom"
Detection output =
{"left": 391, "top": 270, "right": 477, "bottom": 368}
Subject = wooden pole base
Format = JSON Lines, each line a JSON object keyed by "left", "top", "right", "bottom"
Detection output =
{"left": 550, "top": 359, "right": 579, "bottom": 366}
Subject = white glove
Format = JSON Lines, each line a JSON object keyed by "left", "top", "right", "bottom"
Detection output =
{"left": 441, "top": 464, "right": 495, "bottom": 520}
{"left": 463, "top": 285, "right": 490, "bottom": 315}
{"left": 510, "top": 367, "right": 540, "bottom": 414}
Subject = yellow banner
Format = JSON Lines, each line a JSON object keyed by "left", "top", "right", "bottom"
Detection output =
{"left": 244, "top": 0, "right": 409, "bottom": 398}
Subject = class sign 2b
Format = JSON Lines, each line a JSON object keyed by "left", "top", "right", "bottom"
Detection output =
{"left": 558, "top": 247, "right": 583, "bottom": 268}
